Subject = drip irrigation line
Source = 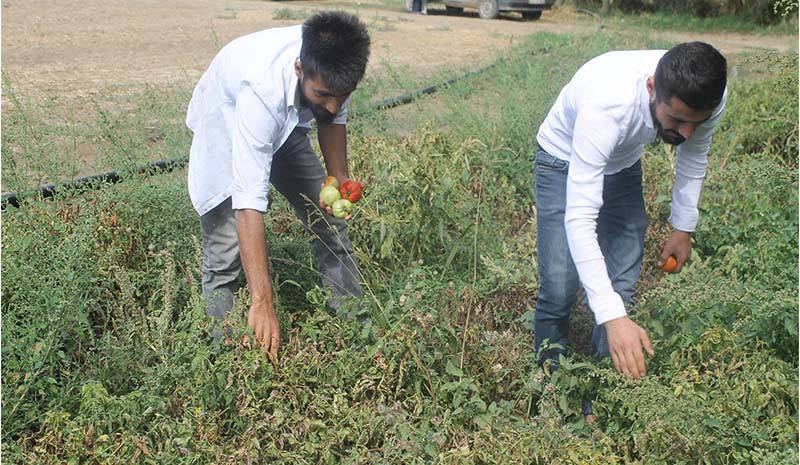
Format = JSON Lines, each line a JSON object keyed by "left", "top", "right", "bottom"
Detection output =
{"left": 368, "top": 61, "right": 497, "bottom": 111}
{"left": 2, "top": 157, "right": 189, "bottom": 210}
{"left": 2, "top": 47, "right": 548, "bottom": 211}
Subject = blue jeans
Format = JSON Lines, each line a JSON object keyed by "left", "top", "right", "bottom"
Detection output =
{"left": 534, "top": 146, "right": 647, "bottom": 366}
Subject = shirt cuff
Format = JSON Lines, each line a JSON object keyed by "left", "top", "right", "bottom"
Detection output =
{"left": 668, "top": 201, "right": 698, "bottom": 232}
{"left": 589, "top": 291, "right": 628, "bottom": 326}
{"left": 231, "top": 189, "right": 269, "bottom": 213}
{"left": 668, "top": 213, "right": 697, "bottom": 233}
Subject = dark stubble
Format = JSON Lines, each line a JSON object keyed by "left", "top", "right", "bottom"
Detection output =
{"left": 650, "top": 100, "right": 686, "bottom": 146}
{"left": 297, "top": 80, "right": 336, "bottom": 124}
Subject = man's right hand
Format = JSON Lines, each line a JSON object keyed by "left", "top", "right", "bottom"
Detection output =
{"left": 235, "top": 209, "right": 281, "bottom": 365}
{"left": 247, "top": 302, "right": 281, "bottom": 365}
{"left": 603, "top": 316, "right": 655, "bottom": 381}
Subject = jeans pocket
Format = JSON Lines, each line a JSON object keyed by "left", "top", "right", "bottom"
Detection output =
{"left": 535, "top": 147, "right": 569, "bottom": 172}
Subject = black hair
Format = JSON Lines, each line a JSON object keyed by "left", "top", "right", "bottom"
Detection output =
{"left": 300, "top": 11, "right": 371, "bottom": 95}
{"left": 654, "top": 42, "right": 727, "bottom": 111}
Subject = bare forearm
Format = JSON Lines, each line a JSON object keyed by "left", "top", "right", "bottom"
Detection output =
{"left": 235, "top": 209, "right": 274, "bottom": 307}
{"left": 318, "top": 123, "right": 349, "bottom": 181}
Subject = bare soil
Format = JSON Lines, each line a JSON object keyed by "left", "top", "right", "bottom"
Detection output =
{"left": 3, "top": 0, "right": 797, "bottom": 103}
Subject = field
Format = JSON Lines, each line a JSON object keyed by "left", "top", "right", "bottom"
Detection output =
{"left": 2, "top": 1, "right": 799, "bottom": 463}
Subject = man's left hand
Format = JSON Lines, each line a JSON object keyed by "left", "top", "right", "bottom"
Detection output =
{"left": 318, "top": 181, "right": 354, "bottom": 220}
{"left": 659, "top": 229, "right": 692, "bottom": 272}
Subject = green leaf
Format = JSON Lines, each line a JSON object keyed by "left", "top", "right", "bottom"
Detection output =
{"left": 445, "top": 360, "right": 464, "bottom": 378}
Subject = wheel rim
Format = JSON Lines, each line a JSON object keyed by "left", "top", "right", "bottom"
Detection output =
{"left": 479, "top": 0, "right": 495, "bottom": 17}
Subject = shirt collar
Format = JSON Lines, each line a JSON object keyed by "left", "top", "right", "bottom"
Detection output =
{"left": 288, "top": 65, "right": 300, "bottom": 111}
{"left": 641, "top": 77, "right": 654, "bottom": 130}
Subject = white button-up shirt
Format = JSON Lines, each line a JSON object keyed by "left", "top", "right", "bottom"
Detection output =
{"left": 536, "top": 49, "right": 727, "bottom": 325}
{"left": 186, "top": 25, "right": 349, "bottom": 216}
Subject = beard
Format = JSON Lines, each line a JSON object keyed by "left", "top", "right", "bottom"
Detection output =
{"left": 650, "top": 100, "right": 685, "bottom": 146}
{"left": 297, "top": 81, "right": 336, "bottom": 124}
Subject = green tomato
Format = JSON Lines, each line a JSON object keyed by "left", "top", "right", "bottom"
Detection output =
{"left": 320, "top": 185, "right": 341, "bottom": 206}
{"left": 332, "top": 199, "right": 353, "bottom": 219}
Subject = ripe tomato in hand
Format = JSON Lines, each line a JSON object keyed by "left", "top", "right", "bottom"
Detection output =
{"left": 340, "top": 180, "right": 363, "bottom": 203}
{"left": 659, "top": 243, "right": 678, "bottom": 273}
{"left": 662, "top": 256, "right": 678, "bottom": 273}
{"left": 323, "top": 176, "right": 339, "bottom": 189}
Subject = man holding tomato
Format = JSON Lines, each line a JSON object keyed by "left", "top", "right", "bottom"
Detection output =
{"left": 185, "top": 11, "right": 370, "bottom": 361}
{"left": 533, "top": 42, "right": 727, "bottom": 405}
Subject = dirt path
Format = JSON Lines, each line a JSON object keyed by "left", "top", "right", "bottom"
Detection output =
{"left": 2, "top": 0, "right": 796, "bottom": 102}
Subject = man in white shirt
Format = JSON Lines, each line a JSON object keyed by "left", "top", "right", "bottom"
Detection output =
{"left": 186, "top": 11, "right": 371, "bottom": 361}
{"left": 533, "top": 42, "right": 727, "bottom": 389}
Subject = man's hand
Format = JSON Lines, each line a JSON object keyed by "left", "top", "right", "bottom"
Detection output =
{"left": 247, "top": 302, "right": 281, "bottom": 365}
{"left": 604, "top": 316, "right": 655, "bottom": 380}
{"left": 659, "top": 229, "right": 692, "bottom": 272}
{"left": 319, "top": 180, "right": 354, "bottom": 220}
{"left": 317, "top": 123, "right": 355, "bottom": 220}
{"left": 235, "top": 209, "right": 281, "bottom": 365}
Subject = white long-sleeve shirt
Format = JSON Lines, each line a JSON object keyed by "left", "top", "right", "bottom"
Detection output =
{"left": 186, "top": 25, "right": 349, "bottom": 216}
{"left": 536, "top": 50, "right": 727, "bottom": 325}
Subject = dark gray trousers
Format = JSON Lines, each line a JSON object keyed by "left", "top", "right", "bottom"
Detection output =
{"left": 200, "top": 127, "right": 363, "bottom": 335}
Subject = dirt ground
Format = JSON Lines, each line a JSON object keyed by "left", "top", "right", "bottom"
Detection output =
{"left": 2, "top": 0, "right": 797, "bottom": 103}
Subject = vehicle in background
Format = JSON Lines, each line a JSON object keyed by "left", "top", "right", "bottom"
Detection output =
{"left": 405, "top": 0, "right": 555, "bottom": 20}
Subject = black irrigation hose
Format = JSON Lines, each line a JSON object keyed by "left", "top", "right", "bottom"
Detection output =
{"left": 368, "top": 60, "right": 498, "bottom": 110}
{"left": 2, "top": 47, "right": 548, "bottom": 211}
{"left": 1, "top": 157, "right": 189, "bottom": 210}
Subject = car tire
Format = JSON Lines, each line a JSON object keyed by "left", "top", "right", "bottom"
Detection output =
{"left": 445, "top": 5, "right": 464, "bottom": 13}
{"left": 522, "top": 10, "right": 542, "bottom": 19}
{"left": 478, "top": 0, "right": 499, "bottom": 19}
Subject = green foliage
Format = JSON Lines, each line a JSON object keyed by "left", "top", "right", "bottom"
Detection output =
{"left": 2, "top": 31, "right": 797, "bottom": 464}
{"left": 350, "top": 129, "right": 536, "bottom": 293}
{"left": 579, "top": 0, "right": 798, "bottom": 25}
{"left": 1, "top": 174, "right": 199, "bottom": 438}
{"left": 718, "top": 53, "right": 799, "bottom": 165}
{"left": 774, "top": 0, "right": 800, "bottom": 17}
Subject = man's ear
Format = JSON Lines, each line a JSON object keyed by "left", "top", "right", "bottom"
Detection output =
{"left": 294, "top": 59, "right": 303, "bottom": 79}
{"left": 646, "top": 76, "right": 656, "bottom": 99}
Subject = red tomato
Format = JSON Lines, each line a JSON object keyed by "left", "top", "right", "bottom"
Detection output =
{"left": 340, "top": 180, "right": 363, "bottom": 203}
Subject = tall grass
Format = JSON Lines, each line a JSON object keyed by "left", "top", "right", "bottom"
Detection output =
{"left": 2, "top": 31, "right": 797, "bottom": 463}
{"left": 0, "top": 75, "right": 193, "bottom": 196}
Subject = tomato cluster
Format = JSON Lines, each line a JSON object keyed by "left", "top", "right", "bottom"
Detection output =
{"left": 320, "top": 177, "right": 364, "bottom": 219}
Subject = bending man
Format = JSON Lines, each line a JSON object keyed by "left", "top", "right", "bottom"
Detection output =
{"left": 186, "top": 12, "right": 371, "bottom": 360}
{"left": 533, "top": 42, "right": 727, "bottom": 384}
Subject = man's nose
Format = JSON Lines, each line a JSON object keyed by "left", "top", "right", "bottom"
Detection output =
{"left": 678, "top": 123, "right": 695, "bottom": 140}
{"left": 325, "top": 100, "right": 340, "bottom": 115}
